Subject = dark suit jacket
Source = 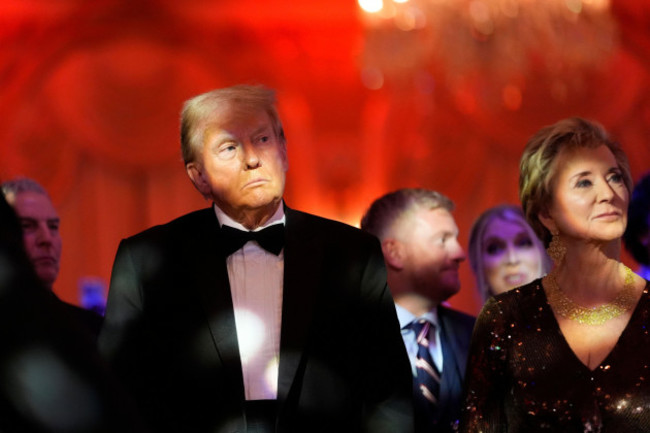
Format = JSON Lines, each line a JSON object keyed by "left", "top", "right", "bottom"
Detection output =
{"left": 56, "top": 295, "right": 104, "bottom": 339}
{"left": 98, "top": 206, "right": 414, "bottom": 433}
{"left": 435, "top": 305, "right": 476, "bottom": 433}
{"left": 0, "top": 193, "right": 145, "bottom": 433}
{"left": 417, "top": 305, "right": 475, "bottom": 433}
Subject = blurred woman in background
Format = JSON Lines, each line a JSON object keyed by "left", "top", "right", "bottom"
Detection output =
{"left": 468, "top": 204, "right": 551, "bottom": 304}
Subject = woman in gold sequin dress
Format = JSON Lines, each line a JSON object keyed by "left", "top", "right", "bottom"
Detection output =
{"left": 459, "top": 117, "right": 650, "bottom": 432}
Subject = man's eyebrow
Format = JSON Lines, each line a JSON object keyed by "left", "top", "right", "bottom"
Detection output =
{"left": 252, "top": 124, "right": 271, "bottom": 136}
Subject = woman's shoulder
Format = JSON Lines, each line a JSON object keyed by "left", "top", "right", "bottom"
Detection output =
{"left": 634, "top": 278, "right": 650, "bottom": 316}
{"left": 493, "top": 278, "right": 545, "bottom": 304}
{"left": 480, "top": 278, "right": 547, "bottom": 320}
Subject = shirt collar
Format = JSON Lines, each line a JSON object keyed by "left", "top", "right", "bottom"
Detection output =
{"left": 395, "top": 303, "right": 439, "bottom": 330}
{"left": 213, "top": 203, "right": 285, "bottom": 231}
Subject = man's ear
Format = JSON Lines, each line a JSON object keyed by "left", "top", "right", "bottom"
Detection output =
{"left": 280, "top": 140, "right": 289, "bottom": 172}
{"left": 186, "top": 162, "right": 211, "bottom": 199}
{"left": 381, "top": 239, "right": 404, "bottom": 270}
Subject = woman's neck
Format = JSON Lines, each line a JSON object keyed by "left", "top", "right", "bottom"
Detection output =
{"left": 553, "top": 238, "right": 624, "bottom": 304}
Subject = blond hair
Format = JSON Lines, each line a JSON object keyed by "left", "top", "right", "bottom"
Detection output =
{"left": 180, "top": 84, "right": 285, "bottom": 164}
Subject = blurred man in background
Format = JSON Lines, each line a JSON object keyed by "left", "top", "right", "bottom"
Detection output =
{"left": 2, "top": 178, "right": 103, "bottom": 338}
{"left": 361, "top": 188, "right": 475, "bottom": 433}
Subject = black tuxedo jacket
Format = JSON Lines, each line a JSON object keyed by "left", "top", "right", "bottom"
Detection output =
{"left": 98, "top": 206, "right": 414, "bottom": 433}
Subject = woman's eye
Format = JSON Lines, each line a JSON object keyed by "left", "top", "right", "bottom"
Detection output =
{"left": 485, "top": 242, "right": 504, "bottom": 255}
{"left": 608, "top": 172, "right": 623, "bottom": 184}
{"left": 576, "top": 179, "right": 592, "bottom": 188}
{"left": 515, "top": 236, "right": 533, "bottom": 248}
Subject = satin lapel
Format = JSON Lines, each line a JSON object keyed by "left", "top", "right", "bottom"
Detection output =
{"left": 277, "top": 208, "right": 322, "bottom": 406}
{"left": 182, "top": 208, "right": 244, "bottom": 398}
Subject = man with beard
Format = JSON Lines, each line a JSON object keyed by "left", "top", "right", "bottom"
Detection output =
{"left": 361, "top": 188, "right": 475, "bottom": 433}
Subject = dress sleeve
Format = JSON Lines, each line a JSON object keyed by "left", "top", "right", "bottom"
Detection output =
{"left": 459, "top": 296, "right": 509, "bottom": 433}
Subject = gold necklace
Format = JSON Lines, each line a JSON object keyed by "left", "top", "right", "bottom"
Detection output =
{"left": 544, "top": 265, "right": 636, "bottom": 325}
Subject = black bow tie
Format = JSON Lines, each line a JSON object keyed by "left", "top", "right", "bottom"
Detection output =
{"left": 220, "top": 224, "right": 285, "bottom": 256}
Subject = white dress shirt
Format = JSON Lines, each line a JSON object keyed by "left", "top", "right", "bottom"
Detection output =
{"left": 395, "top": 304, "right": 444, "bottom": 376}
{"left": 214, "top": 204, "right": 285, "bottom": 400}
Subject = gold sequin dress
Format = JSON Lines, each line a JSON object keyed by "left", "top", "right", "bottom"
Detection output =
{"left": 459, "top": 279, "right": 650, "bottom": 432}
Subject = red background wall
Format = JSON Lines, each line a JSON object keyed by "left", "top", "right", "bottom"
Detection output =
{"left": 1, "top": 0, "right": 649, "bottom": 316}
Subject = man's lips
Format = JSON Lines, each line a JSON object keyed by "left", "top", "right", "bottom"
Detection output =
{"left": 33, "top": 256, "right": 57, "bottom": 265}
{"left": 244, "top": 178, "right": 269, "bottom": 188}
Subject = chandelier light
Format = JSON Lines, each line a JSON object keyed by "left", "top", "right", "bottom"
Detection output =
{"left": 359, "top": 0, "right": 618, "bottom": 105}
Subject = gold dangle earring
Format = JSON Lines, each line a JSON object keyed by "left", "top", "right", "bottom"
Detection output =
{"left": 547, "top": 230, "right": 566, "bottom": 264}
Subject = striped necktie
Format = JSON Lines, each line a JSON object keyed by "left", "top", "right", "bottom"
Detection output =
{"left": 411, "top": 319, "right": 441, "bottom": 405}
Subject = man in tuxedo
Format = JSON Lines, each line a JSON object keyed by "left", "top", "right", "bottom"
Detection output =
{"left": 98, "top": 85, "right": 413, "bottom": 433}
{"left": 2, "top": 178, "right": 103, "bottom": 338}
{"left": 361, "top": 188, "right": 475, "bottom": 433}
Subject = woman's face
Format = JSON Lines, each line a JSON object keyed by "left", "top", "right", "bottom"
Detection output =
{"left": 482, "top": 218, "right": 543, "bottom": 295}
{"left": 545, "top": 144, "right": 629, "bottom": 244}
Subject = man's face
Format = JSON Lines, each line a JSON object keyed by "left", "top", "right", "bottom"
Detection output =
{"left": 9, "top": 191, "right": 62, "bottom": 289}
{"left": 398, "top": 207, "right": 466, "bottom": 303}
{"left": 186, "top": 104, "right": 288, "bottom": 226}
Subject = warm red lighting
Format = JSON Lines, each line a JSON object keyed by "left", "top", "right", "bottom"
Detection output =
{"left": 502, "top": 84, "right": 522, "bottom": 111}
